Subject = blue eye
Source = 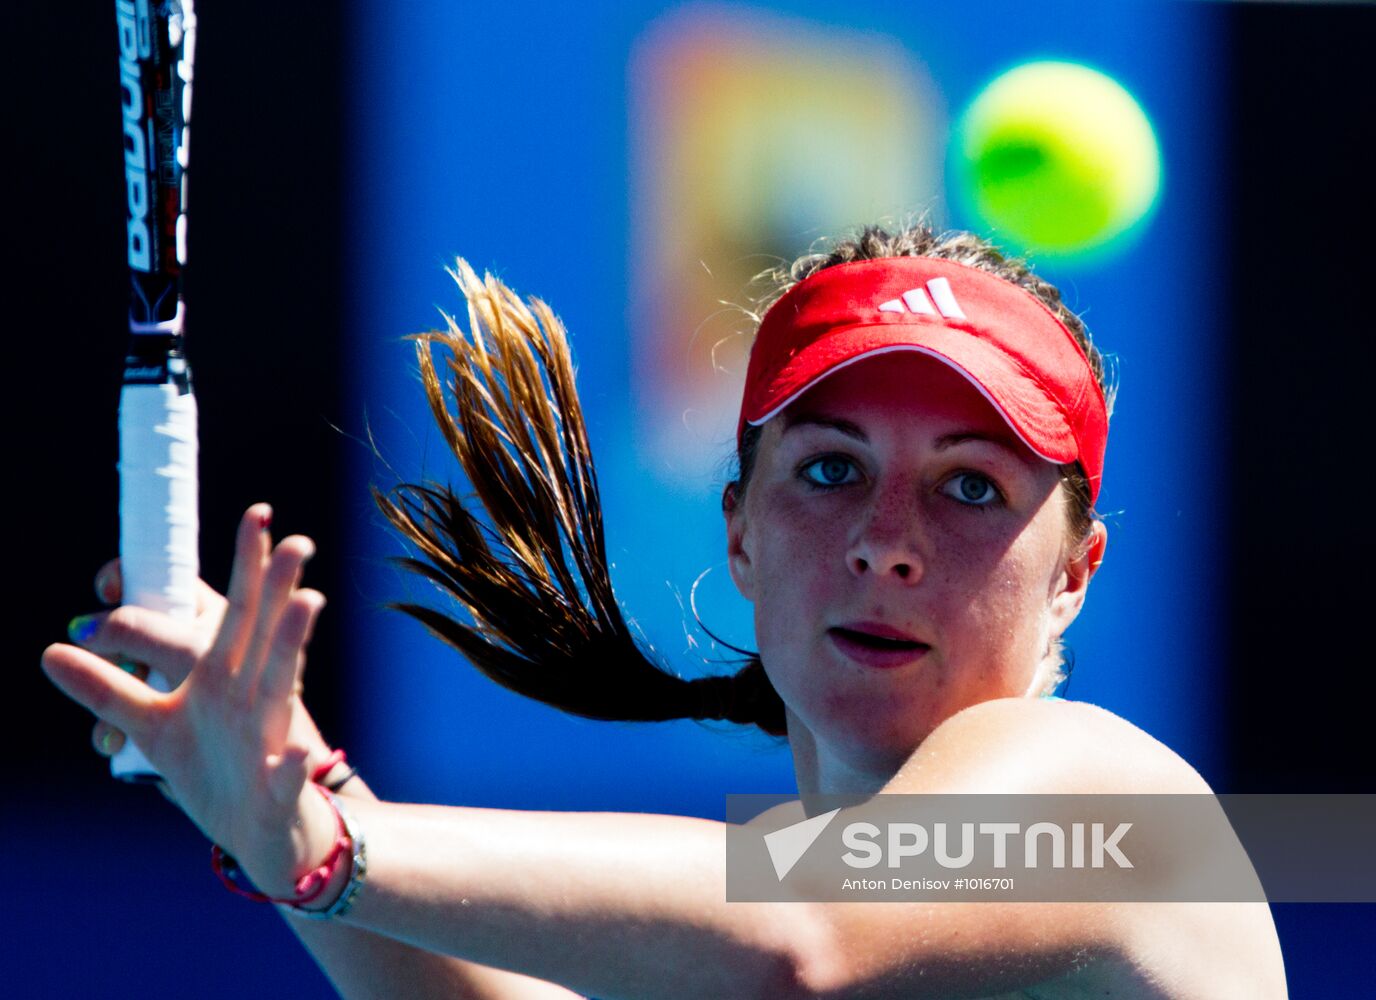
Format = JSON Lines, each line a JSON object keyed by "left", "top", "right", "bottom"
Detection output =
{"left": 800, "top": 455, "right": 860, "bottom": 489}
{"left": 944, "top": 472, "right": 1003, "bottom": 508}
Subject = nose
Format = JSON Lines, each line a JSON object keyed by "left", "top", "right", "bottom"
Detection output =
{"left": 846, "top": 486, "right": 926, "bottom": 584}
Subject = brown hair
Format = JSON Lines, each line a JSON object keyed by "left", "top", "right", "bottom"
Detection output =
{"left": 376, "top": 224, "right": 1114, "bottom": 737}
{"left": 373, "top": 260, "right": 777, "bottom": 730}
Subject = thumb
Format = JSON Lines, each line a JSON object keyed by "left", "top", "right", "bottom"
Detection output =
{"left": 265, "top": 745, "right": 311, "bottom": 807}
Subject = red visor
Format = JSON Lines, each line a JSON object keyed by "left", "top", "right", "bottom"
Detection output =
{"left": 738, "top": 257, "right": 1109, "bottom": 504}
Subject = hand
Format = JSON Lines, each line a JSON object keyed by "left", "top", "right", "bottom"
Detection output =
{"left": 80, "top": 551, "right": 225, "bottom": 765}
{"left": 43, "top": 504, "right": 339, "bottom": 896}
{"left": 77, "top": 549, "right": 340, "bottom": 794}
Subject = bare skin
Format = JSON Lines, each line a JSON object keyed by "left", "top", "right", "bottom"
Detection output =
{"left": 44, "top": 354, "right": 1287, "bottom": 998}
{"left": 726, "top": 353, "right": 1100, "bottom": 792}
{"left": 81, "top": 551, "right": 580, "bottom": 1000}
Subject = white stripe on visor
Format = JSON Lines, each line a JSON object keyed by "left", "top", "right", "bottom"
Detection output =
{"left": 901, "top": 288, "right": 937, "bottom": 315}
{"left": 925, "top": 277, "right": 966, "bottom": 320}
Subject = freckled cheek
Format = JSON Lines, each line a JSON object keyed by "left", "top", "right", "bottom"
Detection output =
{"left": 948, "top": 556, "right": 1049, "bottom": 652}
{"left": 749, "top": 525, "right": 845, "bottom": 650}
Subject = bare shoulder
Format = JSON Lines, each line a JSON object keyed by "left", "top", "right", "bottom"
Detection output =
{"left": 890, "top": 696, "right": 1212, "bottom": 796}
{"left": 889, "top": 699, "right": 1289, "bottom": 999}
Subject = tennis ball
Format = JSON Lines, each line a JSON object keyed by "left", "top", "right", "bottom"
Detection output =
{"left": 954, "top": 61, "right": 1162, "bottom": 258}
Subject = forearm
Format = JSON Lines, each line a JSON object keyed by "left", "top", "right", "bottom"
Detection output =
{"left": 283, "top": 777, "right": 580, "bottom": 1000}
{"left": 329, "top": 800, "right": 830, "bottom": 1000}
{"left": 285, "top": 911, "right": 579, "bottom": 1000}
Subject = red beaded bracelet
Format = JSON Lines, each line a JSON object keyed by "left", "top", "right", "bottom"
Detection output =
{"left": 211, "top": 782, "right": 351, "bottom": 906}
{"left": 310, "top": 748, "right": 346, "bottom": 784}
{"left": 311, "top": 748, "right": 360, "bottom": 793}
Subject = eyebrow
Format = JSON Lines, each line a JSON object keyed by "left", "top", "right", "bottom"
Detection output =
{"left": 933, "top": 430, "right": 1025, "bottom": 457}
{"left": 780, "top": 413, "right": 1025, "bottom": 457}
{"left": 780, "top": 413, "right": 868, "bottom": 441}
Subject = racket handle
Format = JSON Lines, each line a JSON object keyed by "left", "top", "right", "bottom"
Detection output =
{"left": 113, "top": 381, "right": 199, "bottom": 782}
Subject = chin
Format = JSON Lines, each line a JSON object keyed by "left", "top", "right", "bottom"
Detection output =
{"left": 810, "top": 693, "right": 946, "bottom": 765}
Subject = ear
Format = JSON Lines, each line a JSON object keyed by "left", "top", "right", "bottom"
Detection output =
{"left": 723, "top": 483, "right": 756, "bottom": 603}
{"left": 1047, "top": 520, "right": 1108, "bottom": 639}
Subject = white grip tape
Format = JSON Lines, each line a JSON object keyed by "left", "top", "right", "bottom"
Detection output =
{"left": 112, "top": 383, "right": 199, "bottom": 781}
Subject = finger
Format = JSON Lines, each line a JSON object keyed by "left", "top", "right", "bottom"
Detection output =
{"left": 68, "top": 605, "right": 204, "bottom": 686}
{"left": 195, "top": 581, "right": 231, "bottom": 625}
{"left": 92, "top": 721, "right": 126, "bottom": 757}
{"left": 97, "top": 558, "right": 229, "bottom": 617}
{"left": 95, "top": 559, "right": 121, "bottom": 605}
{"left": 42, "top": 643, "right": 166, "bottom": 742}
{"left": 234, "top": 535, "right": 316, "bottom": 705}
{"left": 205, "top": 504, "right": 274, "bottom": 685}
{"left": 256, "top": 589, "right": 326, "bottom": 715}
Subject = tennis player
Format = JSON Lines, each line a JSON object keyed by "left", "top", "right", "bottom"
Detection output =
{"left": 44, "top": 224, "right": 1286, "bottom": 998}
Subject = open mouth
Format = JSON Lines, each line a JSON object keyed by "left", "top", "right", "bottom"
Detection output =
{"left": 828, "top": 627, "right": 929, "bottom": 652}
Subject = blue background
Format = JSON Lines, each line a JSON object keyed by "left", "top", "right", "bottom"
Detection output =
{"left": 10, "top": 1, "right": 1372, "bottom": 997}
{"left": 345, "top": 0, "right": 1225, "bottom": 814}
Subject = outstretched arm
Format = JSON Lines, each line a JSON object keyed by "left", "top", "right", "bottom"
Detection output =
{"left": 297, "top": 705, "right": 1270, "bottom": 999}
{"left": 275, "top": 794, "right": 1128, "bottom": 1000}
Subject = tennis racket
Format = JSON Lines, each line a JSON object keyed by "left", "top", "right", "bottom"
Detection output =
{"left": 110, "top": 0, "right": 199, "bottom": 782}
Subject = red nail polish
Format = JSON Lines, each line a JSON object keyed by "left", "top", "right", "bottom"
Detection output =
{"left": 260, "top": 509, "right": 273, "bottom": 531}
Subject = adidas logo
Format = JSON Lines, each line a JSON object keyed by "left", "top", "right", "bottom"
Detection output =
{"left": 878, "top": 277, "right": 966, "bottom": 320}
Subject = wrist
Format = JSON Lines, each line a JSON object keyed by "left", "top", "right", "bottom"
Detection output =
{"left": 242, "top": 783, "right": 346, "bottom": 899}
{"left": 210, "top": 747, "right": 369, "bottom": 918}
{"left": 309, "top": 747, "right": 370, "bottom": 798}
{"left": 288, "top": 782, "right": 350, "bottom": 898}
{"left": 281, "top": 790, "right": 368, "bottom": 920}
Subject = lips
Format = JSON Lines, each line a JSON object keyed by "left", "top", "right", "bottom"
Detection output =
{"left": 828, "top": 622, "right": 930, "bottom": 669}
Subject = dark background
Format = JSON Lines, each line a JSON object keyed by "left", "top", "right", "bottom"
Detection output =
{"left": 1226, "top": 5, "right": 1372, "bottom": 795}
{"left": 7, "top": 2, "right": 1372, "bottom": 996}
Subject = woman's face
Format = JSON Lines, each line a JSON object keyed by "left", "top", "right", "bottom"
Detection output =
{"left": 726, "top": 352, "right": 1104, "bottom": 778}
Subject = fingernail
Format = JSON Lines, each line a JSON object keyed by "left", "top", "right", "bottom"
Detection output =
{"left": 260, "top": 507, "right": 273, "bottom": 531}
{"left": 99, "top": 730, "right": 115, "bottom": 755}
{"left": 67, "top": 614, "right": 101, "bottom": 643}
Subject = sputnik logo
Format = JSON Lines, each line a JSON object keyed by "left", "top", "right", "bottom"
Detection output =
{"left": 763, "top": 808, "right": 841, "bottom": 880}
{"left": 878, "top": 277, "right": 967, "bottom": 320}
